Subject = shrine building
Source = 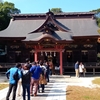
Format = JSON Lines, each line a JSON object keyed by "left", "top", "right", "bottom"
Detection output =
{"left": 0, "top": 10, "right": 100, "bottom": 75}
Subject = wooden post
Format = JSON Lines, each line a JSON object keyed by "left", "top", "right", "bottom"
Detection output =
{"left": 60, "top": 50, "right": 63, "bottom": 75}
{"left": 34, "top": 51, "right": 38, "bottom": 62}
{"left": 93, "top": 68, "right": 95, "bottom": 75}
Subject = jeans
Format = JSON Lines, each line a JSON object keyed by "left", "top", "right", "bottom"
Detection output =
{"left": 22, "top": 84, "right": 30, "bottom": 100}
{"left": 6, "top": 83, "right": 18, "bottom": 100}
{"left": 49, "top": 69, "right": 52, "bottom": 75}
{"left": 38, "top": 84, "right": 45, "bottom": 92}
{"left": 46, "top": 72, "right": 49, "bottom": 82}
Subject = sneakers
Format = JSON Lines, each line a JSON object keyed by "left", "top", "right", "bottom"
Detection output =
{"left": 34, "top": 93, "right": 37, "bottom": 96}
{"left": 42, "top": 90, "right": 44, "bottom": 93}
{"left": 31, "top": 93, "right": 37, "bottom": 96}
{"left": 30, "top": 94, "right": 33, "bottom": 96}
{"left": 38, "top": 90, "right": 40, "bottom": 93}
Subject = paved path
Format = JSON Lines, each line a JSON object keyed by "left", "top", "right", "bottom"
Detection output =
{"left": 0, "top": 74, "right": 99, "bottom": 100}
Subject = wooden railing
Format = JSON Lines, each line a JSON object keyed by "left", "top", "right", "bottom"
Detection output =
{"left": 63, "top": 62, "right": 100, "bottom": 75}
{"left": 0, "top": 63, "right": 16, "bottom": 68}
{"left": 0, "top": 62, "right": 100, "bottom": 75}
{"left": 0, "top": 63, "right": 16, "bottom": 74}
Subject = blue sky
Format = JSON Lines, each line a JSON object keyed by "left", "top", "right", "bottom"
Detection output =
{"left": 3, "top": 0, "right": 100, "bottom": 14}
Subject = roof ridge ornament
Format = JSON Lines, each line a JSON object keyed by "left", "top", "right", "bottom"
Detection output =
{"left": 29, "top": 10, "right": 70, "bottom": 34}
{"left": 49, "top": 9, "right": 51, "bottom": 12}
{"left": 46, "top": 9, "right": 54, "bottom": 19}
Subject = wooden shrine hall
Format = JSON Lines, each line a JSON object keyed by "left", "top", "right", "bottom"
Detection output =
{"left": 0, "top": 10, "right": 100, "bottom": 75}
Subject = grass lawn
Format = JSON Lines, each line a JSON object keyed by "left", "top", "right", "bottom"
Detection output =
{"left": 0, "top": 83, "right": 9, "bottom": 90}
{"left": 67, "top": 78, "right": 100, "bottom": 100}
{"left": 92, "top": 78, "right": 100, "bottom": 85}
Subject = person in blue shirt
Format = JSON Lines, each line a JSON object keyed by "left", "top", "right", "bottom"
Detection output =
{"left": 6, "top": 63, "right": 22, "bottom": 100}
{"left": 74, "top": 61, "right": 79, "bottom": 77}
{"left": 30, "top": 61, "right": 42, "bottom": 96}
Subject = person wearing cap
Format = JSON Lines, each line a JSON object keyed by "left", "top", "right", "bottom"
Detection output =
{"left": 21, "top": 63, "right": 31, "bottom": 100}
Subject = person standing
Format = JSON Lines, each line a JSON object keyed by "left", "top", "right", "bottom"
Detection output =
{"left": 30, "top": 62, "right": 42, "bottom": 96}
{"left": 25, "top": 58, "right": 30, "bottom": 64}
{"left": 49, "top": 61, "right": 53, "bottom": 75}
{"left": 21, "top": 64, "right": 31, "bottom": 100}
{"left": 39, "top": 62, "right": 47, "bottom": 93}
{"left": 6, "top": 63, "right": 22, "bottom": 100}
{"left": 44, "top": 61, "right": 50, "bottom": 82}
{"left": 17, "top": 63, "right": 24, "bottom": 96}
{"left": 74, "top": 61, "right": 79, "bottom": 77}
{"left": 25, "top": 58, "right": 32, "bottom": 69}
{"left": 79, "top": 62, "right": 84, "bottom": 77}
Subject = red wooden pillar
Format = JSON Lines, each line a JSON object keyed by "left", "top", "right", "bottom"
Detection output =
{"left": 60, "top": 50, "right": 63, "bottom": 75}
{"left": 34, "top": 51, "right": 38, "bottom": 62}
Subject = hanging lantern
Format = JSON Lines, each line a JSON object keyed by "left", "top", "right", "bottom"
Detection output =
{"left": 50, "top": 52, "right": 52, "bottom": 57}
{"left": 45, "top": 52, "right": 47, "bottom": 56}
{"left": 54, "top": 52, "right": 56, "bottom": 56}
{"left": 41, "top": 51, "right": 43, "bottom": 56}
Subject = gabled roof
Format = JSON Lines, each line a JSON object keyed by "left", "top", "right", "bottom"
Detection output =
{"left": 29, "top": 10, "right": 70, "bottom": 34}
{"left": 0, "top": 11, "right": 99, "bottom": 41}
{"left": 23, "top": 31, "right": 72, "bottom": 42}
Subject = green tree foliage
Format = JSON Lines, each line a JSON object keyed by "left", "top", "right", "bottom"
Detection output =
{"left": 91, "top": 8, "right": 100, "bottom": 13}
{"left": 50, "top": 8, "right": 62, "bottom": 13}
{"left": 0, "top": 1, "right": 21, "bottom": 30}
{"left": 91, "top": 8, "right": 100, "bottom": 18}
{"left": 91, "top": 8, "right": 100, "bottom": 28}
{"left": 96, "top": 18, "right": 100, "bottom": 28}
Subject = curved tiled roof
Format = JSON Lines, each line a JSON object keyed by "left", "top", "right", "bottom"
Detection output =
{"left": 11, "top": 12, "right": 95, "bottom": 17}
{"left": 0, "top": 11, "right": 99, "bottom": 41}
{"left": 23, "top": 31, "right": 72, "bottom": 41}
{"left": 57, "top": 18, "right": 99, "bottom": 37}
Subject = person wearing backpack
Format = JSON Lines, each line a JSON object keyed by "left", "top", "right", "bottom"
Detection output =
{"left": 21, "top": 63, "right": 31, "bottom": 100}
{"left": 6, "top": 63, "right": 22, "bottom": 100}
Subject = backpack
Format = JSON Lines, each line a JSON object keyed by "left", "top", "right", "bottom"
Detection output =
{"left": 21, "top": 70, "right": 31, "bottom": 84}
{"left": 13, "top": 69, "right": 19, "bottom": 81}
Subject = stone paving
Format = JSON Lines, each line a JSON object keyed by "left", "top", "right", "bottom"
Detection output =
{"left": 0, "top": 75, "right": 69, "bottom": 100}
{"left": 0, "top": 74, "right": 99, "bottom": 100}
